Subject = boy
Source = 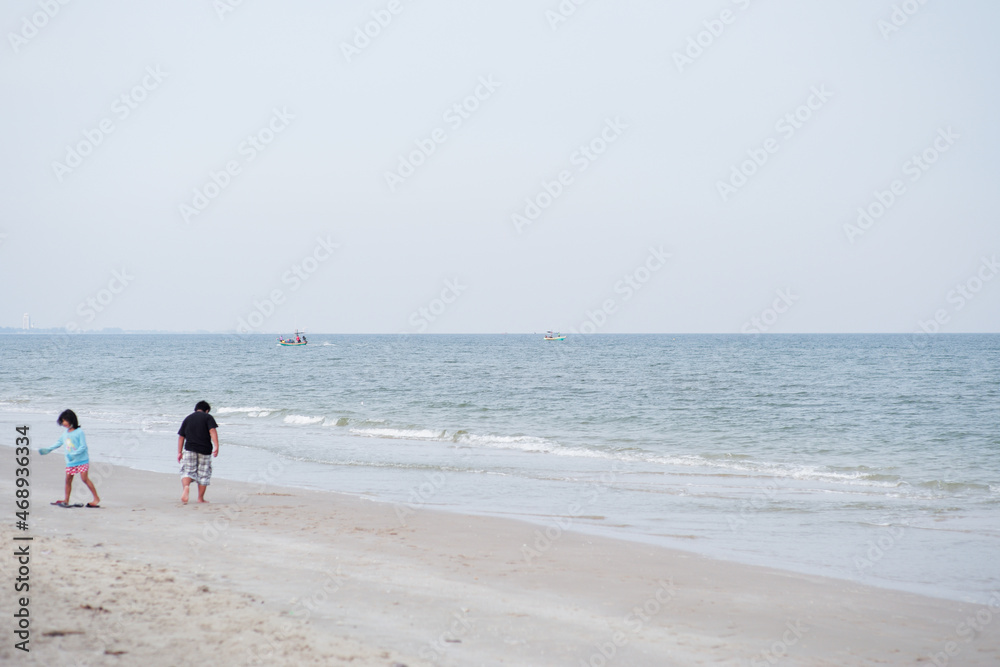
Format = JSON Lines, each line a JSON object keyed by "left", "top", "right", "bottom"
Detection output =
{"left": 177, "top": 400, "right": 219, "bottom": 503}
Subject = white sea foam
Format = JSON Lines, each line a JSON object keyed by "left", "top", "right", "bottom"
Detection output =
{"left": 217, "top": 406, "right": 272, "bottom": 418}
{"left": 79, "top": 409, "right": 151, "bottom": 425}
{"left": 284, "top": 415, "right": 324, "bottom": 425}
{"left": 454, "top": 432, "right": 556, "bottom": 452}
{"left": 350, "top": 427, "right": 444, "bottom": 440}
{"left": 635, "top": 453, "right": 908, "bottom": 489}
{"left": 0, "top": 397, "right": 31, "bottom": 407}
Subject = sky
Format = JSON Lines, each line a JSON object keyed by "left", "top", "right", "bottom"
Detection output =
{"left": 1, "top": 0, "right": 998, "bottom": 334}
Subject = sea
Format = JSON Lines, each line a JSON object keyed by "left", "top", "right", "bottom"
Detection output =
{"left": 1, "top": 333, "right": 998, "bottom": 603}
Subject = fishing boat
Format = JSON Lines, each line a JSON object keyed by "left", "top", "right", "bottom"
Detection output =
{"left": 278, "top": 330, "right": 308, "bottom": 346}
{"left": 543, "top": 331, "right": 566, "bottom": 341}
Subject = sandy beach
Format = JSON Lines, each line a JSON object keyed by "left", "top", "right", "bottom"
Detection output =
{"left": 2, "top": 445, "right": 998, "bottom": 667}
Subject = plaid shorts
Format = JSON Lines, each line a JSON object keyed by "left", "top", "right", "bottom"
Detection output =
{"left": 66, "top": 463, "right": 89, "bottom": 476}
{"left": 180, "top": 450, "right": 212, "bottom": 486}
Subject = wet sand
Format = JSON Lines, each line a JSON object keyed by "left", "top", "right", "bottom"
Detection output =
{"left": 2, "top": 446, "right": 998, "bottom": 666}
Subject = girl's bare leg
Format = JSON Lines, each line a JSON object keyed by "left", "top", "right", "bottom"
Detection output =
{"left": 80, "top": 471, "right": 100, "bottom": 505}
{"left": 63, "top": 474, "right": 73, "bottom": 504}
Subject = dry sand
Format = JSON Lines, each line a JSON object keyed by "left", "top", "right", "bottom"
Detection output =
{"left": 2, "top": 446, "right": 998, "bottom": 666}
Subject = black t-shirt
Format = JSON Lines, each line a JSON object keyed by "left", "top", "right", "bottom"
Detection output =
{"left": 178, "top": 411, "right": 219, "bottom": 455}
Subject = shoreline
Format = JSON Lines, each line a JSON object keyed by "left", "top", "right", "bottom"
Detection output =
{"left": 5, "top": 404, "right": 993, "bottom": 606}
{"left": 3, "top": 444, "right": 999, "bottom": 665}
{"left": 2, "top": 406, "right": 996, "bottom": 606}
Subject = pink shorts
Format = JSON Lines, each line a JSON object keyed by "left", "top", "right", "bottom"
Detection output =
{"left": 66, "top": 463, "right": 89, "bottom": 476}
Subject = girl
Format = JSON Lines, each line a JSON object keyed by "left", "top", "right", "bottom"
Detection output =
{"left": 40, "top": 409, "right": 100, "bottom": 507}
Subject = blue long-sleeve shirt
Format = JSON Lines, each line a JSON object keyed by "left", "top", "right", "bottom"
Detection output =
{"left": 40, "top": 428, "right": 89, "bottom": 467}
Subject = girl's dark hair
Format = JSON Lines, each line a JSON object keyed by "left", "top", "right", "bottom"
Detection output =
{"left": 195, "top": 400, "right": 211, "bottom": 413}
{"left": 57, "top": 409, "right": 80, "bottom": 429}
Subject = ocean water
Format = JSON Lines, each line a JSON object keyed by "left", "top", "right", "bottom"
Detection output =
{"left": 2, "top": 333, "right": 998, "bottom": 602}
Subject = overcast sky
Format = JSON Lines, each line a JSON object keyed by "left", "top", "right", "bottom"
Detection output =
{"left": 1, "top": 0, "right": 998, "bottom": 334}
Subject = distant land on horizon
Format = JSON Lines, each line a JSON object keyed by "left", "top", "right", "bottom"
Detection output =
{"left": 1, "top": 329, "right": 998, "bottom": 336}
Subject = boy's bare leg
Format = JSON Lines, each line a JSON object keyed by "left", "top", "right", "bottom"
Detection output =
{"left": 63, "top": 474, "right": 73, "bottom": 504}
{"left": 80, "top": 470, "right": 100, "bottom": 505}
{"left": 197, "top": 483, "right": 208, "bottom": 503}
{"left": 181, "top": 477, "right": 191, "bottom": 504}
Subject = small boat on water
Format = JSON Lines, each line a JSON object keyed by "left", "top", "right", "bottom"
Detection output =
{"left": 278, "top": 330, "right": 308, "bottom": 346}
{"left": 543, "top": 331, "right": 566, "bottom": 341}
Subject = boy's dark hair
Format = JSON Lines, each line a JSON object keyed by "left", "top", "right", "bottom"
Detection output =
{"left": 57, "top": 409, "right": 80, "bottom": 429}
{"left": 195, "top": 401, "right": 211, "bottom": 413}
